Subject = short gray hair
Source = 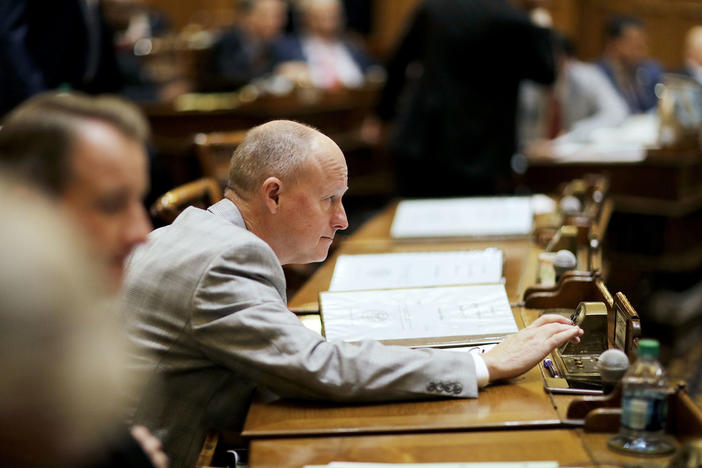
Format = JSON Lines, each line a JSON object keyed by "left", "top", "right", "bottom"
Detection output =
{"left": 228, "top": 120, "right": 321, "bottom": 197}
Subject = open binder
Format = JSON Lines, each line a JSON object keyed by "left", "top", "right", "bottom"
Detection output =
{"left": 319, "top": 283, "right": 517, "bottom": 348}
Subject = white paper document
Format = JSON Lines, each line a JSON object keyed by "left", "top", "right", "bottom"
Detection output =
{"left": 390, "top": 197, "right": 533, "bottom": 239}
{"left": 320, "top": 283, "right": 517, "bottom": 344}
{"left": 328, "top": 249, "right": 503, "bottom": 292}
{"left": 305, "top": 461, "right": 559, "bottom": 468}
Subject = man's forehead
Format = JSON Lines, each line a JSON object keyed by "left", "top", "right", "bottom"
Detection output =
{"left": 307, "top": 138, "right": 347, "bottom": 173}
{"left": 68, "top": 121, "right": 146, "bottom": 182}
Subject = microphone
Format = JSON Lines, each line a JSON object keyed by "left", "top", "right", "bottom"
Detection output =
{"left": 560, "top": 195, "right": 582, "bottom": 215}
{"left": 553, "top": 249, "right": 577, "bottom": 281}
{"left": 597, "top": 349, "right": 630, "bottom": 393}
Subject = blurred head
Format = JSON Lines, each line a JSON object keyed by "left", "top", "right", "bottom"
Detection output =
{"left": 299, "top": 0, "right": 343, "bottom": 41}
{"left": 240, "top": 0, "right": 287, "bottom": 42}
{"left": 685, "top": 26, "right": 702, "bottom": 67}
{"left": 605, "top": 15, "right": 649, "bottom": 67}
{"left": 0, "top": 177, "right": 132, "bottom": 467}
{"left": 0, "top": 92, "right": 152, "bottom": 288}
{"left": 227, "top": 120, "right": 348, "bottom": 264}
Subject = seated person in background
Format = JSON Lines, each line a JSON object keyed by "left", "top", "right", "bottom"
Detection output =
{"left": 519, "top": 34, "right": 629, "bottom": 146}
{"left": 102, "top": 0, "right": 184, "bottom": 102}
{"left": 597, "top": 15, "right": 664, "bottom": 113}
{"left": 683, "top": 26, "right": 702, "bottom": 86}
{"left": 205, "top": 0, "right": 288, "bottom": 91}
{"left": 0, "top": 93, "right": 166, "bottom": 468}
{"left": 123, "top": 119, "right": 583, "bottom": 468}
{"left": 274, "top": 0, "right": 374, "bottom": 89}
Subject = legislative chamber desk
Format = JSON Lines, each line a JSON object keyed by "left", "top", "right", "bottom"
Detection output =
{"left": 525, "top": 146, "right": 702, "bottom": 308}
{"left": 239, "top": 201, "right": 698, "bottom": 468}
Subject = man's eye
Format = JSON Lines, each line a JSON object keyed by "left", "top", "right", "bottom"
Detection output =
{"left": 97, "top": 197, "right": 127, "bottom": 214}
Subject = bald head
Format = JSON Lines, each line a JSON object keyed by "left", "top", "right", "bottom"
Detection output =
{"left": 227, "top": 120, "right": 324, "bottom": 198}
{"left": 226, "top": 120, "right": 348, "bottom": 265}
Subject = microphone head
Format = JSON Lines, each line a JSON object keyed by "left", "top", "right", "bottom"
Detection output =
{"left": 560, "top": 195, "right": 582, "bottom": 215}
{"left": 554, "top": 249, "right": 577, "bottom": 269}
{"left": 597, "top": 349, "right": 630, "bottom": 385}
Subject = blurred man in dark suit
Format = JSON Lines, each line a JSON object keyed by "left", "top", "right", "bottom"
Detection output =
{"left": 205, "top": 0, "right": 288, "bottom": 91}
{"left": 597, "top": 15, "right": 663, "bottom": 114}
{"left": 0, "top": 0, "right": 123, "bottom": 116}
{"left": 376, "top": 0, "right": 556, "bottom": 197}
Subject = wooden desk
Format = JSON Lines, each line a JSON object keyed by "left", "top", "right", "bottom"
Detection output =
{"left": 243, "top": 364, "right": 560, "bottom": 439}
{"left": 248, "top": 429, "right": 680, "bottom": 468}
{"left": 249, "top": 429, "right": 592, "bottom": 468}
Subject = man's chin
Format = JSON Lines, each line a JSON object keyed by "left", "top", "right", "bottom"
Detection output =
{"left": 107, "top": 265, "right": 125, "bottom": 290}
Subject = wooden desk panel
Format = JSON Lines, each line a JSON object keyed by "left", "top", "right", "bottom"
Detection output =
{"left": 582, "top": 432, "right": 676, "bottom": 467}
{"left": 242, "top": 366, "right": 559, "bottom": 438}
{"left": 249, "top": 429, "right": 591, "bottom": 468}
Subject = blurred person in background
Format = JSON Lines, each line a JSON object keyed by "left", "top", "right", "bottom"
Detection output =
{"left": 101, "top": 0, "right": 184, "bottom": 102}
{"left": 274, "top": 0, "right": 374, "bottom": 89}
{"left": 597, "top": 15, "right": 664, "bottom": 113}
{"left": 519, "top": 34, "right": 629, "bottom": 147}
{"left": 0, "top": 0, "right": 123, "bottom": 116}
{"left": 375, "top": 0, "right": 555, "bottom": 197}
{"left": 205, "top": 0, "right": 288, "bottom": 91}
{"left": 682, "top": 25, "right": 702, "bottom": 86}
{"left": 0, "top": 176, "right": 152, "bottom": 467}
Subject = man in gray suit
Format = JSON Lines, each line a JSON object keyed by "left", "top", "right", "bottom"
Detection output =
{"left": 123, "top": 120, "right": 582, "bottom": 467}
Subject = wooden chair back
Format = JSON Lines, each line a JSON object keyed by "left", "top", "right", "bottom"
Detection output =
{"left": 194, "top": 130, "right": 248, "bottom": 186}
{"left": 151, "top": 177, "right": 223, "bottom": 224}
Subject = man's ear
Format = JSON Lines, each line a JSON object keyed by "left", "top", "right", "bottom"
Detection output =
{"left": 261, "top": 177, "right": 283, "bottom": 214}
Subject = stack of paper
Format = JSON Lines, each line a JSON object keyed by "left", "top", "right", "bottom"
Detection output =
{"left": 329, "top": 249, "right": 503, "bottom": 292}
{"left": 390, "top": 197, "right": 533, "bottom": 239}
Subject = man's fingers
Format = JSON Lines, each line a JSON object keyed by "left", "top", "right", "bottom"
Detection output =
{"left": 528, "top": 313, "right": 573, "bottom": 328}
{"left": 548, "top": 325, "right": 584, "bottom": 348}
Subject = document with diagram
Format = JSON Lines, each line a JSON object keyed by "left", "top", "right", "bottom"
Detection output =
{"left": 320, "top": 283, "right": 517, "bottom": 347}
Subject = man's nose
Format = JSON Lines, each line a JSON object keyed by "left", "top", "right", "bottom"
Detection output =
{"left": 125, "top": 203, "right": 152, "bottom": 249}
{"left": 332, "top": 202, "right": 348, "bottom": 231}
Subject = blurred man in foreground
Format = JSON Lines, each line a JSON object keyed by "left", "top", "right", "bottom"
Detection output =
{"left": 0, "top": 93, "right": 166, "bottom": 467}
{"left": 0, "top": 92, "right": 152, "bottom": 288}
{"left": 124, "top": 119, "right": 583, "bottom": 467}
{"left": 0, "top": 176, "right": 146, "bottom": 467}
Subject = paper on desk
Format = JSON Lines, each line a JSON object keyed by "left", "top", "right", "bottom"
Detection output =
{"left": 390, "top": 197, "right": 533, "bottom": 239}
{"left": 321, "top": 283, "right": 517, "bottom": 343}
{"left": 304, "top": 462, "right": 559, "bottom": 468}
{"left": 329, "top": 249, "right": 503, "bottom": 292}
{"left": 549, "top": 113, "right": 658, "bottom": 163}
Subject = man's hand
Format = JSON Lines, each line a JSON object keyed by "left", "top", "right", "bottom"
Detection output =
{"left": 131, "top": 425, "right": 169, "bottom": 468}
{"left": 482, "top": 314, "right": 583, "bottom": 382}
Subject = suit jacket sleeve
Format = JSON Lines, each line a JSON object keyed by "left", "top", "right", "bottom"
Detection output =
{"left": 188, "top": 238, "right": 478, "bottom": 401}
{"left": 0, "top": 0, "right": 46, "bottom": 114}
{"left": 376, "top": 2, "right": 427, "bottom": 121}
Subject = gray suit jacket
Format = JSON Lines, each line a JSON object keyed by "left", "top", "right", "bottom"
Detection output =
{"left": 123, "top": 199, "right": 477, "bottom": 468}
